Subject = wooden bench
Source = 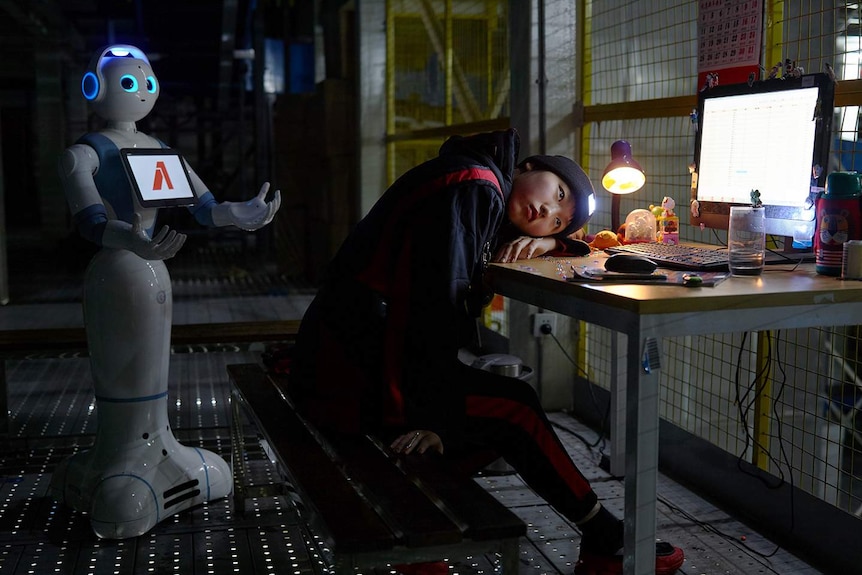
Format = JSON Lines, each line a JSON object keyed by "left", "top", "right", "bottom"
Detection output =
{"left": 0, "top": 320, "right": 301, "bottom": 436}
{"left": 227, "top": 362, "right": 526, "bottom": 573}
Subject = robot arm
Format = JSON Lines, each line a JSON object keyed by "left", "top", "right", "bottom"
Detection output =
{"left": 59, "top": 144, "right": 186, "bottom": 260}
{"left": 60, "top": 144, "right": 105, "bottom": 222}
{"left": 102, "top": 215, "right": 186, "bottom": 260}
{"left": 209, "top": 182, "right": 281, "bottom": 231}
{"left": 182, "top": 160, "right": 281, "bottom": 231}
{"left": 190, "top": 178, "right": 280, "bottom": 232}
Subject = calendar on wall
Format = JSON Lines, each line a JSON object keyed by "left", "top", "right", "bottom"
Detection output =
{"left": 698, "top": 0, "right": 763, "bottom": 89}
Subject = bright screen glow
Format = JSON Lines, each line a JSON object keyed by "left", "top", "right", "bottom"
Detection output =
{"left": 696, "top": 86, "right": 819, "bottom": 207}
{"left": 120, "top": 149, "right": 196, "bottom": 207}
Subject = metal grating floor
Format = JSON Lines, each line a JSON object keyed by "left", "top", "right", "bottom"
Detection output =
{"left": 0, "top": 349, "right": 829, "bottom": 575}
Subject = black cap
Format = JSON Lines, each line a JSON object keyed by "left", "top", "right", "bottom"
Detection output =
{"left": 519, "top": 155, "right": 596, "bottom": 237}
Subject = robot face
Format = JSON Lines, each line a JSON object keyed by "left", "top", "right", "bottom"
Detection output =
{"left": 88, "top": 49, "right": 159, "bottom": 122}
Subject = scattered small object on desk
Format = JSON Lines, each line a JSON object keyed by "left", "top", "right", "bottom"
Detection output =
{"left": 682, "top": 273, "right": 703, "bottom": 287}
{"left": 750, "top": 189, "right": 762, "bottom": 207}
{"left": 588, "top": 229, "right": 622, "bottom": 250}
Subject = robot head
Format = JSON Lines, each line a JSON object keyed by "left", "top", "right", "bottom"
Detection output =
{"left": 82, "top": 44, "right": 159, "bottom": 122}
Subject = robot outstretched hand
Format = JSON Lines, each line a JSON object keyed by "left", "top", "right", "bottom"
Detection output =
{"left": 102, "top": 213, "right": 187, "bottom": 260}
{"left": 212, "top": 182, "right": 282, "bottom": 232}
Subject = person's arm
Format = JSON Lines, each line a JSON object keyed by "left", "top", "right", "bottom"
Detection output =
{"left": 493, "top": 236, "right": 557, "bottom": 262}
{"left": 493, "top": 233, "right": 590, "bottom": 261}
{"left": 399, "top": 181, "right": 503, "bottom": 442}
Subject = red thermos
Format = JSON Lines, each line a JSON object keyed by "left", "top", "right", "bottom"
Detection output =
{"left": 815, "top": 171, "right": 862, "bottom": 276}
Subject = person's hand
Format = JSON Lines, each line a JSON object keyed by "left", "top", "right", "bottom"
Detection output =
{"left": 493, "top": 236, "right": 557, "bottom": 262}
{"left": 212, "top": 182, "right": 282, "bottom": 231}
{"left": 390, "top": 430, "right": 444, "bottom": 455}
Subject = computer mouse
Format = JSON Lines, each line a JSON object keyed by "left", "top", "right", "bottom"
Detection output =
{"left": 604, "top": 253, "right": 658, "bottom": 274}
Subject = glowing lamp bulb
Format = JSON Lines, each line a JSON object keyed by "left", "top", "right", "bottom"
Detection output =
{"left": 602, "top": 140, "right": 645, "bottom": 195}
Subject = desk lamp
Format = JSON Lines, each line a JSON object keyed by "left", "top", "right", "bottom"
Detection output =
{"left": 601, "top": 140, "right": 645, "bottom": 231}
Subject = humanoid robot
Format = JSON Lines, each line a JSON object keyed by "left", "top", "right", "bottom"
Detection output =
{"left": 49, "top": 44, "right": 281, "bottom": 539}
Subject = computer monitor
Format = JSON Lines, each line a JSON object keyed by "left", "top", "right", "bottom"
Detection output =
{"left": 691, "top": 73, "right": 835, "bottom": 244}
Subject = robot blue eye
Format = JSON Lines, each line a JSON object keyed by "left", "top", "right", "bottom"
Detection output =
{"left": 146, "top": 76, "right": 157, "bottom": 94}
{"left": 120, "top": 74, "right": 138, "bottom": 92}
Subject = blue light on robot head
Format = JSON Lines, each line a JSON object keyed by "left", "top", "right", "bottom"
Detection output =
{"left": 146, "top": 75, "right": 157, "bottom": 94}
{"left": 82, "top": 71, "right": 99, "bottom": 100}
{"left": 103, "top": 45, "right": 150, "bottom": 64}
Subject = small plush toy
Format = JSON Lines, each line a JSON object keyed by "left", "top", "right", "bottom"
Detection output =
{"left": 661, "top": 196, "right": 676, "bottom": 217}
{"left": 588, "top": 229, "right": 622, "bottom": 250}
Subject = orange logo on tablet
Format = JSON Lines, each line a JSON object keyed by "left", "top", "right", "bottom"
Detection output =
{"left": 152, "top": 161, "right": 174, "bottom": 190}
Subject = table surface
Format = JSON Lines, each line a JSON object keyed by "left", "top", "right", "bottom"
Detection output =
{"left": 489, "top": 255, "right": 862, "bottom": 316}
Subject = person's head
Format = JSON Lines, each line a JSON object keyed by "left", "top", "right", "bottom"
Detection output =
{"left": 507, "top": 155, "right": 596, "bottom": 238}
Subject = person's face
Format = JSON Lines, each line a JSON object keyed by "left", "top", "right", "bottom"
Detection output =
{"left": 507, "top": 163, "right": 576, "bottom": 237}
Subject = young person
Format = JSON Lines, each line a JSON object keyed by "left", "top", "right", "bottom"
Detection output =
{"left": 289, "top": 128, "right": 684, "bottom": 575}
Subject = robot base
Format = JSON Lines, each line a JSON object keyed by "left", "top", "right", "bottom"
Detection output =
{"left": 48, "top": 397, "right": 232, "bottom": 539}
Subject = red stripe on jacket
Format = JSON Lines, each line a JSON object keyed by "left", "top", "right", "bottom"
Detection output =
{"left": 357, "top": 166, "right": 502, "bottom": 426}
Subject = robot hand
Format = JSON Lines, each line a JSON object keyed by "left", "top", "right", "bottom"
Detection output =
{"left": 211, "top": 182, "right": 282, "bottom": 231}
{"left": 101, "top": 214, "right": 187, "bottom": 260}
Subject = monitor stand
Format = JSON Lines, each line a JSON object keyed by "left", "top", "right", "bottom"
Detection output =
{"left": 765, "top": 235, "right": 814, "bottom": 265}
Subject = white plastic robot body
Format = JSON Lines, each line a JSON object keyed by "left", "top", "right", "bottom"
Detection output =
{"left": 51, "top": 248, "right": 231, "bottom": 539}
{"left": 49, "top": 45, "right": 276, "bottom": 539}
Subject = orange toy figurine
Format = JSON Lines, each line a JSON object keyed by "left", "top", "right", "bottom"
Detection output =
{"left": 588, "top": 229, "right": 622, "bottom": 250}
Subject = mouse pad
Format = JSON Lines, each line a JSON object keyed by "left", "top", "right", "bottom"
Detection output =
{"left": 570, "top": 266, "right": 730, "bottom": 287}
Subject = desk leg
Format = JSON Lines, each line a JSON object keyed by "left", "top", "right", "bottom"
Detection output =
{"left": 609, "top": 333, "right": 627, "bottom": 476}
{"left": 623, "top": 332, "right": 660, "bottom": 575}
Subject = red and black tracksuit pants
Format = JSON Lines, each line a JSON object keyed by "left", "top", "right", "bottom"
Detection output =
{"left": 440, "top": 362, "right": 598, "bottom": 523}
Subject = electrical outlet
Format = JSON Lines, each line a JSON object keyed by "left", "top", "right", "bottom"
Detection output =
{"left": 532, "top": 312, "right": 557, "bottom": 336}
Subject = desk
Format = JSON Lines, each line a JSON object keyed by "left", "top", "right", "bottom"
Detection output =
{"left": 487, "top": 256, "right": 862, "bottom": 575}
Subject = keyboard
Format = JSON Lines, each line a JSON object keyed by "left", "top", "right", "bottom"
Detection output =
{"left": 604, "top": 242, "right": 815, "bottom": 271}
{"left": 605, "top": 242, "right": 729, "bottom": 271}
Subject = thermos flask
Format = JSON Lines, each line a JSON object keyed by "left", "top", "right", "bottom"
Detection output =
{"left": 815, "top": 171, "right": 862, "bottom": 276}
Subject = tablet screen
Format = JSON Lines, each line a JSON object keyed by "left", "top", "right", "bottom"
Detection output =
{"left": 120, "top": 148, "right": 196, "bottom": 208}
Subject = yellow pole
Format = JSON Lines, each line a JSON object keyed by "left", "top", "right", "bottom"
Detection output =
{"left": 764, "top": 0, "right": 784, "bottom": 72}
{"left": 749, "top": 2, "right": 784, "bottom": 469}
{"left": 577, "top": 0, "right": 592, "bottom": 376}
{"left": 385, "top": 1, "right": 396, "bottom": 184}
{"left": 445, "top": 0, "right": 453, "bottom": 126}
{"left": 752, "top": 331, "right": 773, "bottom": 469}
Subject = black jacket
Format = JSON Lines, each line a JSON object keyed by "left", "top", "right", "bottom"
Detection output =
{"left": 292, "top": 129, "right": 517, "bottom": 438}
